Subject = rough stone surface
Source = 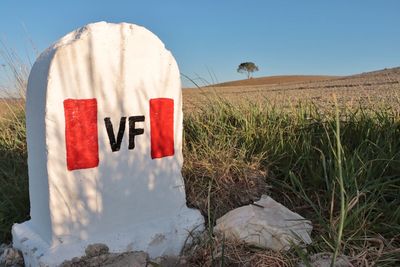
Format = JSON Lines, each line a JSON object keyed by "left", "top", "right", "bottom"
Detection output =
{"left": 85, "top": 243, "right": 109, "bottom": 258}
{"left": 61, "top": 244, "right": 148, "bottom": 267}
{"left": 12, "top": 21, "right": 204, "bottom": 267}
{"left": 60, "top": 244, "right": 189, "bottom": 267}
{"left": 214, "top": 195, "right": 312, "bottom": 251}
{"left": 297, "top": 253, "right": 352, "bottom": 267}
{"left": 0, "top": 246, "right": 24, "bottom": 267}
{"left": 149, "top": 255, "right": 187, "bottom": 267}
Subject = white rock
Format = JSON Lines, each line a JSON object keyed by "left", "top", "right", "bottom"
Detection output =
{"left": 214, "top": 195, "right": 312, "bottom": 251}
{"left": 12, "top": 21, "right": 204, "bottom": 266}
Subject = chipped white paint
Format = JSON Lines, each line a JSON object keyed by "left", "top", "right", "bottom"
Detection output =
{"left": 12, "top": 22, "right": 204, "bottom": 266}
{"left": 214, "top": 195, "right": 312, "bottom": 251}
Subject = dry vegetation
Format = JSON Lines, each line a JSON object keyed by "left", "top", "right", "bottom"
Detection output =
{"left": 183, "top": 67, "right": 400, "bottom": 111}
{"left": 1, "top": 66, "right": 400, "bottom": 266}
{"left": 0, "top": 99, "right": 24, "bottom": 118}
{"left": 181, "top": 93, "right": 400, "bottom": 266}
{"left": 180, "top": 68, "right": 400, "bottom": 266}
{"left": 0, "top": 102, "right": 8, "bottom": 117}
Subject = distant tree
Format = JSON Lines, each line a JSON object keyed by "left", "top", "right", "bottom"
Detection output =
{"left": 237, "top": 62, "right": 259, "bottom": 79}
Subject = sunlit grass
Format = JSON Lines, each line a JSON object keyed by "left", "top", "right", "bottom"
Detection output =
{"left": 183, "top": 98, "right": 400, "bottom": 266}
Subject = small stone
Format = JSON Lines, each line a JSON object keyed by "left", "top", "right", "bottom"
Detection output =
{"left": 71, "top": 257, "right": 81, "bottom": 263}
{"left": 150, "top": 255, "right": 185, "bottom": 267}
{"left": 86, "top": 254, "right": 111, "bottom": 267}
{"left": 214, "top": 195, "right": 312, "bottom": 251}
{"left": 103, "top": 251, "right": 148, "bottom": 267}
{"left": 61, "top": 250, "right": 149, "bottom": 267}
{"left": 85, "top": 243, "right": 109, "bottom": 257}
{"left": 150, "top": 256, "right": 165, "bottom": 265}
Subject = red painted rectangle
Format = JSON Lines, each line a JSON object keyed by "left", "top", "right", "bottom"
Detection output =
{"left": 64, "top": 98, "right": 99, "bottom": 170}
{"left": 150, "top": 98, "right": 174, "bottom": 159}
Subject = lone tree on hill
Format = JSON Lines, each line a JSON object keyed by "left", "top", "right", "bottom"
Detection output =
{"left": 237, "top": 62, "right": 259, "bottom": 79}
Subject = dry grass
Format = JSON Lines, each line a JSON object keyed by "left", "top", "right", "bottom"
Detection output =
{"left": 183, "top": 150, "right": 268, "bottom": 222}
{"left": 183, "top": 67, "right": 400, "bottom": 111}
{"left": 181, "top": 91, "right": 400, "bottom": 266}
{"left": 0, "top": 99, "right": 24, "bottom": 119}
{"left": 0, "top": 102, "right": 8, "bottom": 117}
{"left": 184, "top": 233, "right": 296, "bottom": 267}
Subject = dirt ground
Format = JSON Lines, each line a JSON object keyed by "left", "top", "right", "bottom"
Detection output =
{"left": 183, "top": 67, "right": 400, "bottom": 111}
{"left": 210, "top": 75, "right": 338, "bottom": 87}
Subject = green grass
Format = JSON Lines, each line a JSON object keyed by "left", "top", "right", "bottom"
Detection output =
{"left": 183, "top": 98, "right": 400, "bottom": 266}
{"left": 0, "top": 104, "right": 29, "bottom": 242}
{"left": 0, "top": 42, "right": 30, "bottom": 243}
{"left": 0, "top": 94, "right": 399, "bottom": 265}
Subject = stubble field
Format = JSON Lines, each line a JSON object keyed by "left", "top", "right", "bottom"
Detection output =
{"left": 183, "top": 67, "right": 400, "bottom": 111}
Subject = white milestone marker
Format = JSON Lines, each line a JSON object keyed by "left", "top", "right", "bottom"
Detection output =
{"left": 12, "top": 22, "right": 204, "bottom": 266}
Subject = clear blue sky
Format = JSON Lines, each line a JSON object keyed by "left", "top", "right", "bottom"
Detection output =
{"left": 1, "top": 0, "right": 400, "bottom": 87}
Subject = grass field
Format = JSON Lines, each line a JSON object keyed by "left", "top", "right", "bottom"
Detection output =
{"left": 183, "top": 67, "right": 400, "bottom": 112}
{"left": 1, "top": 67, "right": 400, "bottom": 266}
{"left": 182, "top": 98, "right": 400, "bottom": 266}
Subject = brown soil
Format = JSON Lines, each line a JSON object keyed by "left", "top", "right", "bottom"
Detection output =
{"left": 210, "top": 75, "right": 338, "bottom": 87}
{"left": 183, "top": 67, "right": 400, "bottom": 111}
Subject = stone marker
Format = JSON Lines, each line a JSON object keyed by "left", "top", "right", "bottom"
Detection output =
{"left": 12, "top": 22, "right": 204, "bottom": 266}
{"left": 214, "top": 195, "right": 312, "bottom": 251}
